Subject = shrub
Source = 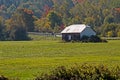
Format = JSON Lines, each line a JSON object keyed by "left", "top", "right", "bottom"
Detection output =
{"left": 8, "top": 27, "right": 31, "bottom": 41}
{"left": 35, "top": 64, "right": 120, "bottom": 80}
{"left": 81, "top": 35, "right": 107, "bottom": 43}
{"left": 80, "top": 35, "right": 89, "bottom": 42}
{"left": 88, "top": 35, "right": 102, "bottom": 42}
{"left": 0, "top": 75, "right": 8, "bottom": 80}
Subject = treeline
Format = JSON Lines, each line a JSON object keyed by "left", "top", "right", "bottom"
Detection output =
{"left": 0, "top": 0, "right": 120, "bottom": 40}
{"left": 0, "top": 0, "right": 54, "bottom": 18}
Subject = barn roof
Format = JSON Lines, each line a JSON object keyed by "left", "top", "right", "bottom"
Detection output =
{"left": 61, "top": 24, "right": 90, "bottom": 33}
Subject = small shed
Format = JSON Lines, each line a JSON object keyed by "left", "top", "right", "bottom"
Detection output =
{"left": 61, "top": 24, "right": 96, "bottom": 41}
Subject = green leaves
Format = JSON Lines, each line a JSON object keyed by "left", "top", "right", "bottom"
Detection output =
{"left": 35, "top": 64, "right": 120, "bottom": 80}
{"left": 47, "top": 11, "right": 62, "bottom": 29}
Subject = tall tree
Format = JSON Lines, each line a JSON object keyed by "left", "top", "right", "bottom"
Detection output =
{"left": 47, "top": 11, "right": 62, "bottom": 29}
{"left": 5, "top": 12, "right": 30, "bottom": 40}
{"left": 0, "top": 16, "right": 5, "bottom": 40}
{"left": 34, "top": 18, "right": 52, "bottom": 32}
{"left": 113, "top": 8, "right": 120, "bottom": 23}
{"left": 17, "top": 8, "right": 35, "bottom": 32}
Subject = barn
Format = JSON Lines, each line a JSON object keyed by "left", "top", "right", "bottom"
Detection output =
{"left": 61, "top": 24, "right": 96, "bottom": 41}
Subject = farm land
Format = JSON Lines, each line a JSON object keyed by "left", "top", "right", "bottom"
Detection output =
{"left": 0, "top": 36, "right": 120, "bottom": 79}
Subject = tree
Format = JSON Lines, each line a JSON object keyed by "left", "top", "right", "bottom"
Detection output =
{"left": 34, "top": 18, "right": 52, "bottom": 32}
{"left": 0, "top": 16, "right": 5, "bottom": 40}
{"left": 101, "top": 23, "right": 118, "bottom": 37}
{"left": 111, "top": 0, "right": 120, "bottom": 8}
{"left": 70, "top": 15, "right": 82, "bottom": 24}
{"left": 20, "top": 8, "right": 35, "bottom": 32}
{"left": 7, "top": 4, "right": 16, "bottom": 14}
{"left": 113, "top": 8, "right": 120, "bottom": 23}
{"left": 5, "top": 13, "right": 30, "bottom": 41}
{"left": 9, "top": 26, "right": 29, "bottom": 40}
{"left": 0, "top": 16, "right": 4, "bottom": 31}
{"left": 84, "top": 17, "right": 95, "bottom": 26}
{"left": 104, "top": 15, "right": 114, "bottom": 24}
{"left": 117, "top": 31, "right": 120, "bottom": 37}
{"left": 47, "top": 11, "right": 62, "bottom": 29}
{"left": 107, "top": 31, "right": 114, "bottom": 37}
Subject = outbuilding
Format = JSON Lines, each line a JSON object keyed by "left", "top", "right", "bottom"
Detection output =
{"left": 61, "top": 24, "right": 96, "bottom": 41}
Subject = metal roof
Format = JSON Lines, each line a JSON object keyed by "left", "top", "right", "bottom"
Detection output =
{"left": 61, "top": 24, "right": 90, "bottom": 33}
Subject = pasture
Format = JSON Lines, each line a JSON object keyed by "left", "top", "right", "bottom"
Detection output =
{"left": 0, "top": 39, "right": 120, "bottom": 79}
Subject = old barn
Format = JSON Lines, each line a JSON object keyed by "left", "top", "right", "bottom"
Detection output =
{"left": 61, "top": 24, "right": 96, "bottom": 41}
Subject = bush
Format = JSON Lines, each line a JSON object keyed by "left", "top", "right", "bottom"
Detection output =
{"left": 88, "top": 35, "right": 102, "bottom": 42}
{"left": 35, "top": 64, "right": 120, "bottom": 80}
{"left": 0, "top": 75, "right": 8, "bottom": 80}
{"left": 81, "top": 35, "right": 107, "bottom": 43}
{"left": 80, "top": 35, "right": 89, "bottom": 42}
{"left": 8, "top": 27, "right": 31, "bottom": 41}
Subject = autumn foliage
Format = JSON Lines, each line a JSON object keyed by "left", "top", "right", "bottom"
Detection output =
{"left": 23, "top": 8, "right": 34, "bottom": 15}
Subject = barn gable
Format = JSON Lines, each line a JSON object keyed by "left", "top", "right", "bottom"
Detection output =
{"left": 80, "top": 26, "right": 96, "bottom": 37}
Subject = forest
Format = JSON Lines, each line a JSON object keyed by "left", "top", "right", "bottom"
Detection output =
{"left": 0, "top": 0, "right": 120, "bottom": 40}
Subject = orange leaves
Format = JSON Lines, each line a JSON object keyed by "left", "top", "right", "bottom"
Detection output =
{"left": 44, "top": 5, "right": 51, "bottom": 15}
{"left": 114, "top": 8, "right": 120, "bottom": 13}
{"left": 23, "top": 8, "right": 34, "bottom": 15}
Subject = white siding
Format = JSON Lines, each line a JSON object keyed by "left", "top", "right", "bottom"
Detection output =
{"left": 80, "top": 27, "right": 96, "bottom": 37}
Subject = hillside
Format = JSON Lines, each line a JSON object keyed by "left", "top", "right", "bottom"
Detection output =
{"left": 1, "top": 0, "right": 118, "bottom": 18}
{"left": 0, "top": 0, "right": 120, "bottom": 41}
{"left": 0, "top": 0, "right": 120, "bottom": 17}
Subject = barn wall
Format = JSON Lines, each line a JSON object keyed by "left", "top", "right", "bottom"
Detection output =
{"left": 80, "top": 27, "right": 96, "bottom": 37}
{"left": 62, "top": 33, "right": 80, "bottom": 41}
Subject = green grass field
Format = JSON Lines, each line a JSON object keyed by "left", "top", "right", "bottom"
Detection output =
{"left": 0, "top": 39, "right": 120, "bottom": 79}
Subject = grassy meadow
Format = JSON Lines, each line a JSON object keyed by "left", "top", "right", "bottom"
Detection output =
{"left": 0, "top": 36, "right": 120, "bottom": 79}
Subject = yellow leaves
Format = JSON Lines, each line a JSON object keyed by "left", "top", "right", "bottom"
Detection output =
{"left": 44, "top": 22, "right": 51, "bottom": 28}
{"left": 117, "top": 31, "right": 120, "bottom": 37}
{"left": 84, "top": 17, "right": 95, "bottom": 25}
{"left": 34, "top": 18, "right": 52, "bottom": 32}
{"left": 103, "top": 9, "right": 109, "bottom": 17}
{"left": 23, "top": 8, "right": 33, "bottom": 15}
{"left": 5, "top": 13, "right": 26, "bottom": 31}
{"left": 0, "top": 16, "right": 3, "bottom": 23}
{"left": 107, "top": 31, "right": 114, "bottom": 37}
{"left": 5, "top": 19, "right": 12, "bottom": 31}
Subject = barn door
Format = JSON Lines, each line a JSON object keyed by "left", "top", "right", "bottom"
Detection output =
{"left": 68, "top": 35, "right": 71, "bottom": 41}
